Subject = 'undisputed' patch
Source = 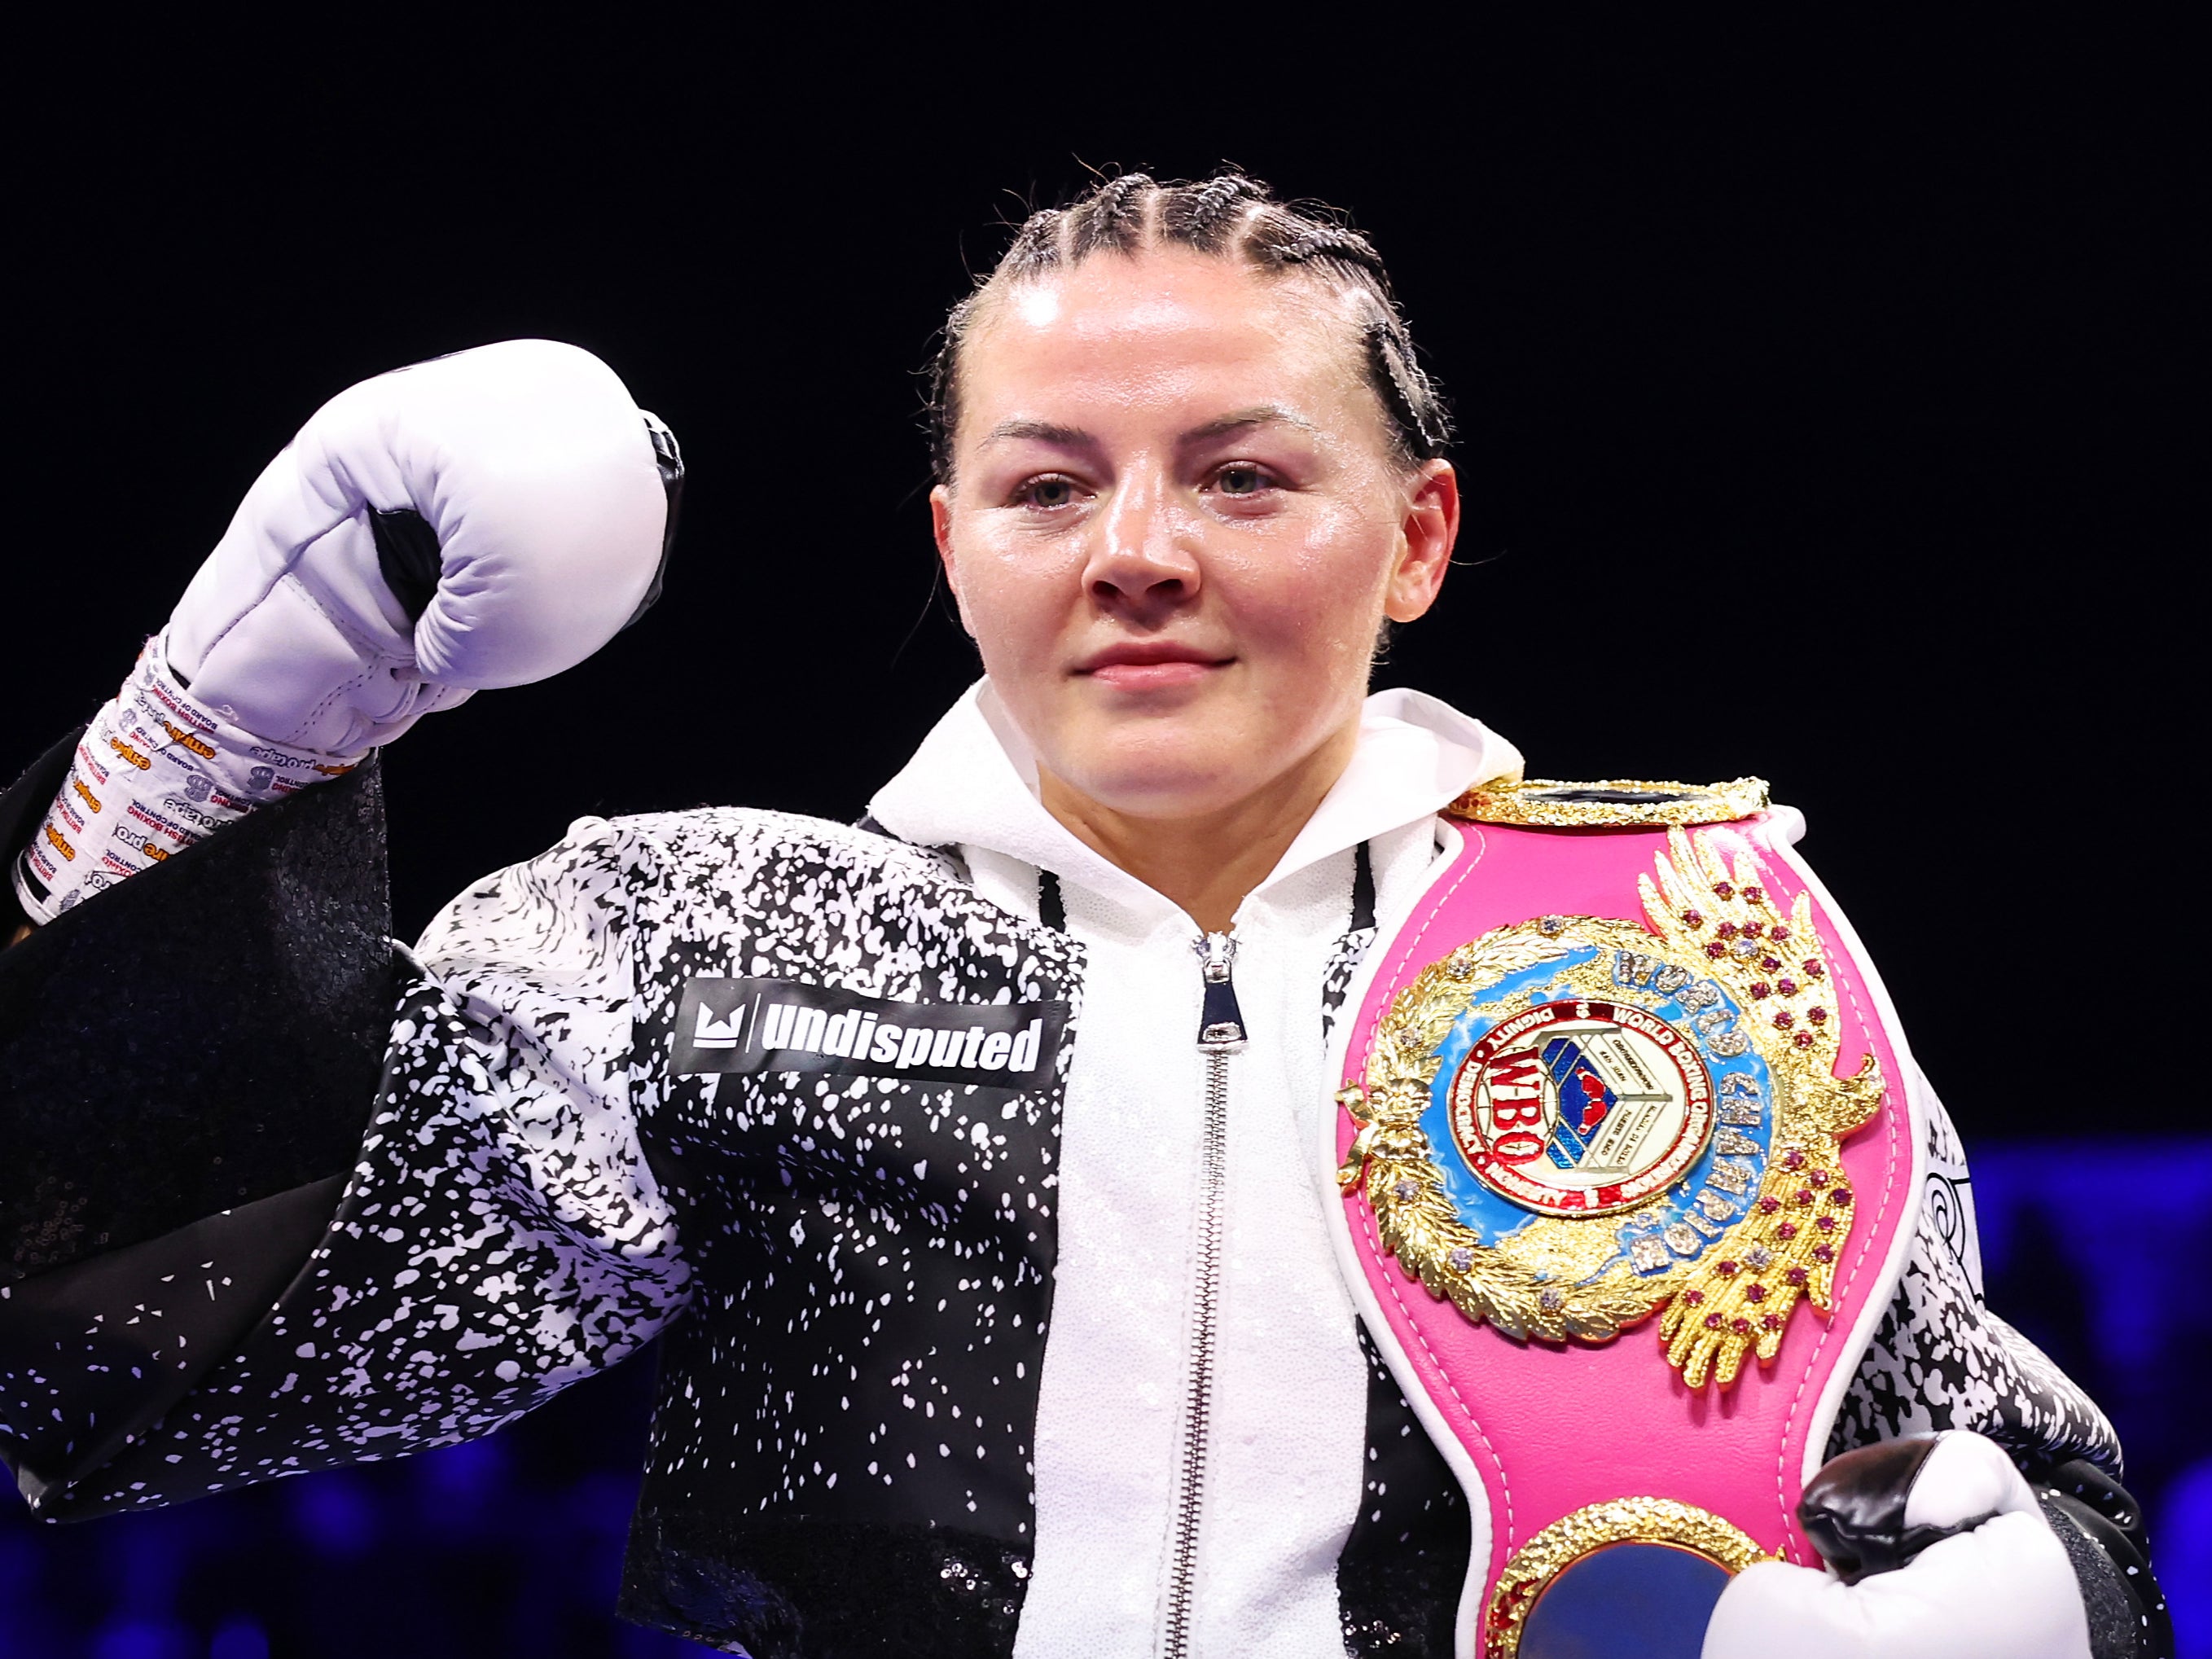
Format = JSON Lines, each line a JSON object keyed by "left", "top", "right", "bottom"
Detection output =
{"left": 674, "top": 975, "right": 1069, "bottom": 1088}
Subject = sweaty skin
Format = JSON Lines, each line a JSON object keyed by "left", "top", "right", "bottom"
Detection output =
{"left": 932, "top": 248, "right": 1459, "bottom": 931}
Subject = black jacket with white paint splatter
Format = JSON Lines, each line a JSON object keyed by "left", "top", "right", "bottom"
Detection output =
{"left": 0, "top": 702, "right": 2166, "bottom": 1659}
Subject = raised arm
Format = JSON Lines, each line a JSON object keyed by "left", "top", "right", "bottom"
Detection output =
{"left": 2, "top": 343, "right": 685, "bottom": 1511}
{"left": 10, "top": 337, "right": 678, "bottom": 930}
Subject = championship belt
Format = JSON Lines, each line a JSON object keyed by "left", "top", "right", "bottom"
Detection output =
{"left": 1330, "top": 779, "right": 1924, "bottom": 1659}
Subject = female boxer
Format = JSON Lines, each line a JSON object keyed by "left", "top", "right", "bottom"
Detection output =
{"left": 0, "top": 174, "right": 2165, "bottom": 1659}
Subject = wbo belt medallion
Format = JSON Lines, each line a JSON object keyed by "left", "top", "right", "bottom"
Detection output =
{"left": 1338, "top": 823, "right": 1883, "bottom": 1386}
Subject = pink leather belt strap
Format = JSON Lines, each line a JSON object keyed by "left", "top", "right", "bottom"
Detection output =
{"left": 1334, "top": 812, "right": 1920, "bottom": 1643}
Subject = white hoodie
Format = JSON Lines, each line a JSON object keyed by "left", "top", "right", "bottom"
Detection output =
{"left": 872, "top": 682, "right": 1522, "bottom": 1657}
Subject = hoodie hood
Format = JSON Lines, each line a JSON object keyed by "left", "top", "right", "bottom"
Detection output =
{"left": 867, "top": 681, "right": 1523, "bottom": 917}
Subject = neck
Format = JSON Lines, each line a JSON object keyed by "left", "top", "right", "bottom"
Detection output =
{"left": 1037, "top": 720, "right": 1361, "bottom": 933}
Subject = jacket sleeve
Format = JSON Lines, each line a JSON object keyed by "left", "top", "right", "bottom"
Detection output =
{"left": 0, "top": 731, "right": 690, "bottom": 1519}
{"left": 1827, "top": 1078, "right": 2173, "bottom": 1659}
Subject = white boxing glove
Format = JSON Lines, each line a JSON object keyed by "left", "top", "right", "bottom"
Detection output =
{"left": 12, "top": 340, "right": 678, "bottom": 924}
{"left": 1703, "top": 1431, "right": 2092, "bottom": 1659}
{"left": 171, "top": 336, "right": 676, "bottom": 748}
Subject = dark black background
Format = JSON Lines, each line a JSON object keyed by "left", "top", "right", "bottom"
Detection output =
{"left": 2, "top": 25, "right": 2205, "bottom": 1657}
{"left": 9, "top": 21, "right": 2196, "bottom": 1143}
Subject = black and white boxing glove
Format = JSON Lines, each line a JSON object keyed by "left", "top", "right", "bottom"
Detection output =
{"left": 12, "top": 340, "right": 679, "bottom": 924}
{"left": 1705, "top": 1431, "right": 2168, "bottom": 1659}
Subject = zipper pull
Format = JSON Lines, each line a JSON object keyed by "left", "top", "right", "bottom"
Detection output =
{"left": 1194, "top": 932, "right": 1247, "bottom": 1053}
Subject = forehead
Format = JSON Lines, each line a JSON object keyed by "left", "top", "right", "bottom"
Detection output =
{"left": 957, "top": 248, "right": 1371, "bottom": 436}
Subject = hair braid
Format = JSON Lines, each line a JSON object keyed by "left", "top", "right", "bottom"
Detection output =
{"left": 1071, "top": 172, "right": 1156, "bottom": 259}
{"left": 1271, "top": 223, "right": 1390, "bottom": 281}
{"left": 1000, "top": 208, "right": 1068, "bottom": 279}
{"left": 1163, "top": 173, "right": 1264, "bottom": 253}
{"left": 1364, "top": 323, "right": 1447, "bottom": 459}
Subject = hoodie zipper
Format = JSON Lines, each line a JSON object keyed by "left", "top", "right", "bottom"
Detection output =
{"left": 1162, "top": 930, "right": 1246, "bottom": 1659}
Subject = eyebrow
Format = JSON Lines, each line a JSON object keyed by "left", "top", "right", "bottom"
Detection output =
{"left": 978, "top": 405, "right": 1320, "bottom": 450}
{"left": 1184, "top": 406, "right": 1319, "bottom": 441}
{"left": 981, "top": 418, "right": 1091, "bottom": 447}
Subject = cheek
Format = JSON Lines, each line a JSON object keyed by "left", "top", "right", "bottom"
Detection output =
{"left": 1223, "top": 503, "right": 1396, "bottom": 659}
{"left": 948, "top": 529, "right": 1078, "bottom": 669}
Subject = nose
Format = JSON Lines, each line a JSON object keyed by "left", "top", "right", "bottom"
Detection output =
{"left": 1083, "top": 465, "right": 1200, "bottom": 618}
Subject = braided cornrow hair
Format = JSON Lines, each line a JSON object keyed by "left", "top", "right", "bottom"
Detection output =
{"left": 1071, "top": 171, "right": 1152, "bottom": 258}
{"left": 928, "top": 171, "right": 1451, "bottom": 482}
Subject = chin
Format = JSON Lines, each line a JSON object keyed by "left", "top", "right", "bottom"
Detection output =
{"left": 1051, "top": 744, "right": 1260, "bottom": 823}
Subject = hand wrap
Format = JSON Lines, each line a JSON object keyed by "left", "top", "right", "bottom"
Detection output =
{"left": 12, "top": 636, "right": 350, "bottom": 922}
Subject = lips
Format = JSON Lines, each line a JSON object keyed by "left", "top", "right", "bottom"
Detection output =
{"left": 1073, "top": 642, "right": 1231, "bottom": 691}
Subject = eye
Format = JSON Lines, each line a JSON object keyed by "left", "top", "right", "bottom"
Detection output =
{"left": 1012, "top": 473, "right": 1082, "bottom": 511}
{"left": 1210, "top": 463, "right": 1274, "bottom": 498}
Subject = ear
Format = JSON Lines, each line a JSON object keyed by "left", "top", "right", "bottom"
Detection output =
{"left": 929, "top": 485, "right": 978, "bottom": 637}
{"left": 1385, "top": 459, "right": 1459, "bottom": 623}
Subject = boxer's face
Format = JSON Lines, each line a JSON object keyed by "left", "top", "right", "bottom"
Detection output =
{"left": 933, "top": 248, "right": 1456, "bottom": 833}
